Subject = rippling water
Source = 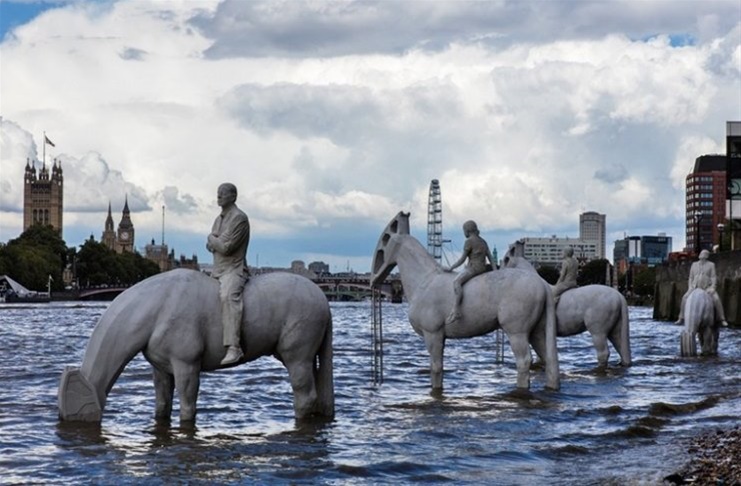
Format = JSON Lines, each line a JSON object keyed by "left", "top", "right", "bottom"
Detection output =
{"left": 0, "top": 301, "right": 739, "bottom": 485}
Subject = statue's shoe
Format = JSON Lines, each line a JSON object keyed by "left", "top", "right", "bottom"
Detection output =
{"left": 720, "top": 320, "right": 729, "bottom": 327}
{"left": 220, "top": 346, "right": 244, "bottom": 365}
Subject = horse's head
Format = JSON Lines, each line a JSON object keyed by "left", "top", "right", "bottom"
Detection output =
{"left": 502, "top": 242, "right": 536, "bottom": 272}
{"left": 370, "top": 211, "right": 410, "bottom": 286}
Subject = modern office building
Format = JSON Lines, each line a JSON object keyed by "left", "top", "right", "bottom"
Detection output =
{"left": 579, "top": 211, "right": 606, "bottom": 259}
{"left": 518, "top": 235, "right": 598, "bottom": 267}
{"left": 685, "top": 155, "right": 727, "bottom": 253}
{"left": 613, "top": 234, "right": 672, "bottom": 274}
{"left": 23, "top": 158, "right": 64, "bottom": 236}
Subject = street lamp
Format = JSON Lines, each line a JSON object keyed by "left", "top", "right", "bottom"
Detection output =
{"left": 694, "top": 211, "right": 702, "bottom": 254}
{"left": 717, "top": 223, "right": 725, "bottom": 252}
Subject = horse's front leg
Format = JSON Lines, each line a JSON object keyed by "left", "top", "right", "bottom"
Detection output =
{"left": 153, "top": 366, "right": 174, "bottom": 424}
{"left": 508, "top": 333, "right": 532, "bottom": 389}
{"left": 423, "top": 330, "right": 445, "bottom": 391}
{"left": 172, "top": 360, "right": 201, "bottom": 425}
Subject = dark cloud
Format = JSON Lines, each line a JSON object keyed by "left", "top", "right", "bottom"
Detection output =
{"left": 159, "top": 185, "right": 199, "bottom": 214}
{"left": 218, "top": 83, "right": 380, "bottom": 143}
{"left": 189, "top": 0, "right": 740, "bottom": 59}
{"left": 218, "top": 81, "right": 476, "bottom": 198}
{"left": 594, "top": 165, "right": 628, "bottom": 184}
{"left": 119, "top": 47, "right": 147, "bottom": 60}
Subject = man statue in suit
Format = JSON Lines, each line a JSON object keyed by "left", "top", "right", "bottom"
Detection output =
{"left": 207, "top": 183, "right": 251, "bottom": 365}
{"left": 676, "top": 249, "right": 728, "bottom": 327}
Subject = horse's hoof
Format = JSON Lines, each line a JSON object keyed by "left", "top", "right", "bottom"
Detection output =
{"left": 220, "top": 346, "right": 244, "bottom": 365}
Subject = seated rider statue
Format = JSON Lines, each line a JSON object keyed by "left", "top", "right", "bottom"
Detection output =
{"left": 552, "top": 247, "right": 578, "bottom": 304}
{"left": 675, "top": 249, "right": 728, "bottom": 327}
{"left": 444, "top": 220, "right": 496, "bottom": 324}
{"left": 207, "top": 183, "right": 251, "bottom": 365}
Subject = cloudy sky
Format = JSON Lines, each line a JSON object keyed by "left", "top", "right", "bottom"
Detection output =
{"left": 1, "top": 0, "right": 739, "bottom": 271}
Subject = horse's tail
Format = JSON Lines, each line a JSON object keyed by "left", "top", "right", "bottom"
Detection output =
{"left": 543, "top": 282, "right": 560, "bottom": 390}
{"left": 59, "top": 296, "right": 151, "bottom": 422}
{"left": 314, "top": 312, "right": 335, "bottom": 418}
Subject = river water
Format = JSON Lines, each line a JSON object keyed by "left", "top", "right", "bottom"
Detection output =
{"left": 0, "top": 301, "right": 739, "bottom": 485}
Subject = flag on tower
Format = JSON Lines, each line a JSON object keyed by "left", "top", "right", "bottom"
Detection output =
{"left": 44, "top": 135, "right": 55, "bottom": 147}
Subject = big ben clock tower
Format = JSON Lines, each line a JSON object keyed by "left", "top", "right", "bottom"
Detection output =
{"left": 117, "top": 196, "right": 135, "bottom": 253}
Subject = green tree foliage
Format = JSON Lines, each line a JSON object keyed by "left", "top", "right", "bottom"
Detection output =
{"left": 537, "top": 265, "right": 560, "bottom": 284}
{"left": 75, "top": 238, "right": 159, "bottom": 286}
{"left": 631, "top": 266, "right": 656, "bottom": 297}
{"left": 0, "top": 225, "right": 67, "bottom": 291}
{"left": 578, "top": 259, "right": 610, "bottom": 286}
{"left": 0, "top": 226, "right": 160, "bottom": 291}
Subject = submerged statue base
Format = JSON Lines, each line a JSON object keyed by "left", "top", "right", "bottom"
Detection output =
{"left": 58, "top": 366, "right": 101, "bottom": 422}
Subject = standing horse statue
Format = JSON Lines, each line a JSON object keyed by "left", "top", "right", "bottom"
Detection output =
{"left": 680, "top": 288, "right": 718, "bottom": 357}
{"left": 370, "top": 212, "right": 559, "bottom": 391}
{"left": 58, "top": 269, "right": 334, "bottom": 425}
{"left": 502, "top": 250, "right": 631, "bottom": 368}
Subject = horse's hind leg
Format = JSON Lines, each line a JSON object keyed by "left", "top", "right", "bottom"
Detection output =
{"left": 285, "top": 359, "right": 318, "bottom": 419}
{"left": 153, "top": 366, "right": 174, "bottom": 423}
{"left": 590, "top": 333, "right": 610, "bottom": 369}
{"left": 172, "top": 360, "right": 201, "bottom": 425}
{"left": 528, "top": 328, "right": 547, "bottom": 370}
{"left": 700, "top": 324, "right": 718, "bottom": 356}
{"left": 508, "top": 333, "right": 532, "bottom": 389}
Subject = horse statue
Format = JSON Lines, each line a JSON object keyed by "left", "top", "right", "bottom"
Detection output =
{"left": 502, "top": 246, "right": 631, "bottom": 368}
{"left": 679, "top": 288, "right": 718, "bottom": 357}
{"left": 370, "top": 212, "right": 560, "bottom": 391}
{"left": 58, "top": 268, "right": 334, "bottom": 425}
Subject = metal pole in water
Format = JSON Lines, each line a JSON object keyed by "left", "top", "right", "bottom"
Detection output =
{"left": 371, "top": 287, "right": 384, "bottom": 385}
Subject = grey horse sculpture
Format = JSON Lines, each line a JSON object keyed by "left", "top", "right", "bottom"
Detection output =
{"left": 502, "top": 250, "right": 631, "bottom": 368}
{"left": 680, "top": 288, "right": 718, "bottom": 357}
{"left": 370, "top": 212, "right": 559, "bottom": 391}
{"left": 58, "top": 269, "right": 334, "bottom": 425}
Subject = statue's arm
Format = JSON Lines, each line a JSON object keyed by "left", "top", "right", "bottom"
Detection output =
{"left": 709, "top": 265, "right": 718, "bottom": 292}
{"left": 556, "top": 261, "right": 566, "bottom": 284}
{"left": 688, "top": 264, "right": 698, "bottom": 290}
{"left": 485, "top": 242, "right": 496, "bottom": 268}
{"left": 209, "top": 217, "right": 250, "bottom": 256}
{"left": 445, "top": 240, "right": 471, "bottom": 271}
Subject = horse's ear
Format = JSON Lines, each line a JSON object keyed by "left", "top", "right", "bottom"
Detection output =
{"left": 398, "top": 212, "right": 410, "bottom": 235}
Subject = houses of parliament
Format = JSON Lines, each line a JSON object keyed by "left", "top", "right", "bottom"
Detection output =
{"left": 23, "top": 156, "right": 135, "bottom": 254}
{"left": 23, "top": 157, "right": 198, "bottom": 272}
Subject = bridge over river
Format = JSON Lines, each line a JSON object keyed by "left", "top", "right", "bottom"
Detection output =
{"left": 52, "top": 273, "right": 404, "bottom": 303}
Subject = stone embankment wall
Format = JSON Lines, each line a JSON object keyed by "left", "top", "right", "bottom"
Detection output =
{"left": 653, "top": 251, "right": 741, "bottom": 327}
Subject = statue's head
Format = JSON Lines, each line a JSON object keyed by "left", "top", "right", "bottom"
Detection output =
{"left": 563, "top": 247, "right": 574, "bottom": 258}
{"left": 217, "top": 183, "right": 238, "bottom": 208}
{"left": 463, "top": 220, "right": 479, "bottom": 236}
{"left": 699, "top": 249, "right": 710, "bottom": 260}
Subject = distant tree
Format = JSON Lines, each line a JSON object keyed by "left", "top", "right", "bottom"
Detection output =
{"left": 75, "top": 237, "right": 159, "bottom": 286}
{"left": 75, "top": 238, "right": 119, "bottom": 286}
{"left": 578, "top": 259, "right": 610, "bottom": 286}
{"left": 0, "top": 225, "right": 67, "bottom": 290}
{"left": 632, "top": 266, "right": 656, "bottom": 297}
{"left": 537, "top": 265, "right": 560, "bottom": 285}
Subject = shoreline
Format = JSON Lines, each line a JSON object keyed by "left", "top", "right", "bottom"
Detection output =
{"left": 665, "top": 426, "right": 741, "bottom": 484}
